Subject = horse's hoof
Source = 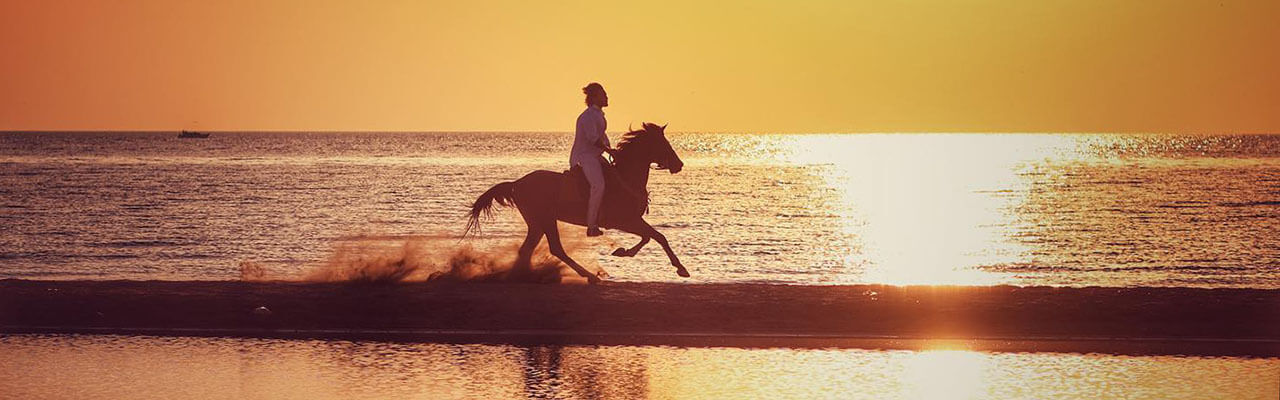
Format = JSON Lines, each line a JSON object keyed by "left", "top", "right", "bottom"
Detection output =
{"left": 587, "top": 275, "right": 603, "bottom": 285}
{"left": 675, "top": 266, "right": 690, "bottom": 278}
{"left": 596, "top": 269, "right": 611, "bottom": 279}
{"left": 611, "top": 248, "right": 630, "bottom": 257}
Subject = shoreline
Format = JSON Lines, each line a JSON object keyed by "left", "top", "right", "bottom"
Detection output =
{"left": 5, "top": 326, "right": 1277, "bottom": 357}
{"left": 3, "top": 279, "right": 1278, "bottom": 356}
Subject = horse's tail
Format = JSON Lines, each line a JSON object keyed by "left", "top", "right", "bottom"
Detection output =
{"left": 463, "top": 181, "right": 516, "bottom": 238}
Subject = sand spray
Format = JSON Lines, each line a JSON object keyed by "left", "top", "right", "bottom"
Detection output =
{"left": 240, "top": 224, "right": 610, "bottom": 283}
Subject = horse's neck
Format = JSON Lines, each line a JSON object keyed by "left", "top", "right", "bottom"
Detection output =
{"left": 615, "top": 153, "right": 650, "bottom": 193}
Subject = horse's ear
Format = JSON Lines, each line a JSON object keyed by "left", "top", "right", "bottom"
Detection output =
{"left": 661, "top": 123, "right": 668, "bottom": 131}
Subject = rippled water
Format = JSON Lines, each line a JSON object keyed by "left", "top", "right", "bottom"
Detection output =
{"left": 0, "top": 334, "right": 1275, "bottom": 400}
{"left": 1, "top": 132, "right": 1277, "bottom": 287}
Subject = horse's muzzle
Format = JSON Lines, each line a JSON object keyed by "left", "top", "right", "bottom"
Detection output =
{"left": 655, "top": 159, "right": 683, "bottom": 174}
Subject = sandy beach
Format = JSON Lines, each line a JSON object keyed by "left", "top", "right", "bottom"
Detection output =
{"left": 3, "top": 279, "right": 1277, "bottom": 356}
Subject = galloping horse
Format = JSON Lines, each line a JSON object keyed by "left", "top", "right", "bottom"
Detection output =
{"left": 465, "top": 123, "right": 688, "bottom": 283}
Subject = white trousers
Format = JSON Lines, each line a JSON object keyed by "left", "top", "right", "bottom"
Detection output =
{"left": 576, "top": 157, "right": 606, "bottom": 228}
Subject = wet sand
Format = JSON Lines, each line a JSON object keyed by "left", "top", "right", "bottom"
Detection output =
{"left": 2, "top": 280, "right": 1277, "bottom": 356}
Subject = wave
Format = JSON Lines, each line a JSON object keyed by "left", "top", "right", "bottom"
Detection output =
{"left": 978, "top": 263, "right": 1267, "bottom": 274}
{"left": 1220, "top": 201, "right": 1280, "bottom": 207}
{"left": 88, "top": 240, "right": 183, "bottom": 248}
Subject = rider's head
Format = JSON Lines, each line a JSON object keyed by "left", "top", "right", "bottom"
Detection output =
{"left": 583, "top": 82, "right": 608, "bottom": 108}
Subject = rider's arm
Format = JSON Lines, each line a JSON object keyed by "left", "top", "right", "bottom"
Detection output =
{"left": 592, "top": 112, "right": 614, "bottom": 154}
{"left": 599, "top": 137, "right": 616, "bottom": 155}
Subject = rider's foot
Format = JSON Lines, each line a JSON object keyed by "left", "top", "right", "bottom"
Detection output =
{"left": 586, "top": 227, "right": 603, "bottom": 237}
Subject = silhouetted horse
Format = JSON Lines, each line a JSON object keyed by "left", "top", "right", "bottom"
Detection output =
{"left": 465, "top": 123, "right": 687, "bottom": 283}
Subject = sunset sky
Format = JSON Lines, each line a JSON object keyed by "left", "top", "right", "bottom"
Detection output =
{"left": 2, "top": 0, "right": 1278, "bottom": 133}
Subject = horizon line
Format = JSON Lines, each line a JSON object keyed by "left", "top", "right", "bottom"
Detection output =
{"left": 3, "top": 130, "right": 1278, "bottom": 135}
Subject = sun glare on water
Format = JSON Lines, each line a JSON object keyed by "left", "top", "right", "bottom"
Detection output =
{"left": 900, "top": 348, "right": 991, "bottom": 399}
{"left": 763, "top": 134, "right": 1099, "bottom": 286}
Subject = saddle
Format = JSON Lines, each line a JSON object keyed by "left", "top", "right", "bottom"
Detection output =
{"left": 562, "top": 163, "right": 647, "bottom": 221}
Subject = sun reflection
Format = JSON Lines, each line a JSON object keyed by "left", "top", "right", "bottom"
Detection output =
{"left": 900, "top": 348, "right": 991, "bottom": 400}
{"left": 771, "top": 134, "right": 1104, "bottom": 286}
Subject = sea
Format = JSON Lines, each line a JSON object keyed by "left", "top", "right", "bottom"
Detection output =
{"left": 1, "top": 131, "right": 1277, "bottom": 287}
{"left": 3, "top": 131, "right": 1279, "bottom": 399}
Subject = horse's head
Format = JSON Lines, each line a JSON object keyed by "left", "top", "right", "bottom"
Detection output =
{"left": 617, "top": 122, "right": 683, "bottom": 174}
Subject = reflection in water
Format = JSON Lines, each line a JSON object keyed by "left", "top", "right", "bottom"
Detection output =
{"left": 901, "top": 350, "right": 989, "bottom": 399}
{"left": 1, "top": 334, "right": 1277, "bottom": 400}
{"left": 522, "top": 346, "right": 567, "bottom": 399}
{"left": 521, "top": 346, "right": 649, "bottom": 399}
{"left": 774, "top": 134, "right": 1053, "bottom": 285}
{"left": 759, "top": 134, "right": 1279, "bottom": 287}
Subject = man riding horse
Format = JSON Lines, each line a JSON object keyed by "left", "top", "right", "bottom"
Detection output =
{"left": 464, "top": 83, "right": 690, "bottom": 283}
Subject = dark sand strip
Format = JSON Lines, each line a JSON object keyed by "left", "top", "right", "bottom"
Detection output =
{"left": 2, "top": 280, "right": 1278, "bottom": 356}
{"left": 4, "top": 327, "right": 1276, "bottom": 357}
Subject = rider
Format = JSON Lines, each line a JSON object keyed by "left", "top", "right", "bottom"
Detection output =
{"left": 572, "top": 82, "right": 616, "bottom": 237}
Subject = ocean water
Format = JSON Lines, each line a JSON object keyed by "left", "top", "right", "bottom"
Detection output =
{"left": 1, "top": 334, "right": 1276, "bottom": 400}
{"left": 1, "top": 132, "right": 1277, "bottom": 287}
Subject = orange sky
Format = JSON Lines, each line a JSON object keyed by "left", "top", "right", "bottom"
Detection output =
{"left": 2, "top": 0, "right": 1278, "bottom": 133}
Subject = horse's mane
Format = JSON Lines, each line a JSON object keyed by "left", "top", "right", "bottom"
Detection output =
{"left": 609, "top": 122, "right": 662, "bottom": 214}
{"left": 615, "top": 122, "right": 664, "bottom": 152}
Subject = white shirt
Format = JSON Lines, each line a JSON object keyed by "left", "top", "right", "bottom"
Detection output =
{"left": 570, "top": 105, "right": 609, "bottom": 167}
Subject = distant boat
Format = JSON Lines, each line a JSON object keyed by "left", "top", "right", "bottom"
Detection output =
{"left": 178, "top": 130, "right": 210, "bottom": 138}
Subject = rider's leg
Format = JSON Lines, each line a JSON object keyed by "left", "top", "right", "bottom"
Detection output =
{"left": 581, "top": 159, "right": 605, "bottom": 236}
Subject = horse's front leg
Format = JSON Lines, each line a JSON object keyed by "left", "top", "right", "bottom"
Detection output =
{"left": 649, "top": 227, "right": 689, "bottom": 278}
{"left": 619, "top": 219, "right": 688, "bottom": 278}
{"left": 611, "top": 236, "right": 649, "bottom": 257}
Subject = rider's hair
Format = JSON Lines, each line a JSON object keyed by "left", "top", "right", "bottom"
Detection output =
{"left": 583, "top": 82, "right": 604, "bottom": 105}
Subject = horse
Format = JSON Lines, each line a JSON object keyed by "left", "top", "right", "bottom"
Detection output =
{"left": 464, "top": 122, "right": 688, "bottom": 283}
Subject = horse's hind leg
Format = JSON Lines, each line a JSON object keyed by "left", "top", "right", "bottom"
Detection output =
{"left": 543, "top": 224, "right": 603, "bottom": 284}
{"left": 512, "top": 226, "right": 544, "bottom": 276}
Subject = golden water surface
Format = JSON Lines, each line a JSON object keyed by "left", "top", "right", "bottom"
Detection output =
{"left": 1, "top": 334, "right": 1276, "bottom": 400}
